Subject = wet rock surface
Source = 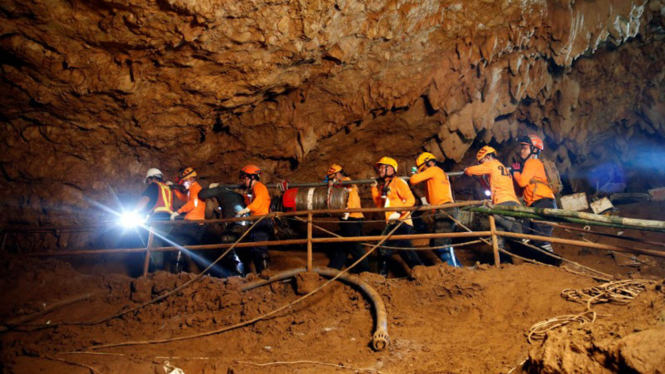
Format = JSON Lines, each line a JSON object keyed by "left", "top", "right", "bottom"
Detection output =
{"left": 1, "top": 0, "right": 665, "bottom": 224}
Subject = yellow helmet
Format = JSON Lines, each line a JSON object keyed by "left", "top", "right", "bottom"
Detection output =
{"left": 416, "top": 152, "right": 436, "bottom": 172}
{"left": 375, "top": 157, "right": 398, "bottom": 173}
{"left": 327, "top": 163, "right": 343, "bottom": 177}
{"left": 476, "top": 146, "right": 497, "bottom": 162}
{"left": 180, "top": 167, "right": 197, "bottom": 180}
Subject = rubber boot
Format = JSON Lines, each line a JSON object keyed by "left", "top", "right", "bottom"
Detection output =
{"left": 254, "top": 254, "right": 270, "bottom": 274}
{"left": 401, "top": 250, "right": 423, "bottom": 269}
{"left": 437, "top": 247, "right": 461, "bottom": 268}
{"left": 378, "top": 257, "right": 390, "bottom": 277}
{"left": 230, "top": 251, "right": 246, "bottom": 276}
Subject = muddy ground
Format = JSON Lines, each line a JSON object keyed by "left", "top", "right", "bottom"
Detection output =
{"left": 1, "top": 202, "right": 664, "bottom": 374}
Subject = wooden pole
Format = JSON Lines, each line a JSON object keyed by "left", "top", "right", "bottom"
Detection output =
{"left": 307, "top": 213, "right": 313, "bottom": 271}
{"left": 25, "top": 232, "right": 492, "bottom": 257}
{"left": 143, "top": 229, "right": 154, "bottom": 277}
{"left": 488, "top": 215, "right": 500, "bottom": 268}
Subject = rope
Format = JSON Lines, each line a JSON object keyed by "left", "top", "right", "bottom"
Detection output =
{"left": 14, "top": 216, "right": 266, "bottom": 330}
{"left": 84, "top": 213, "right": 414, "bottom": 350}
{"left": 527, "top": 279, "right": 656, "bottom": 343}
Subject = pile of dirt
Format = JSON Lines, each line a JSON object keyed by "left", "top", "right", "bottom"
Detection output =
{"left": 1, "top": 252, "right": 663, "bottom": 374}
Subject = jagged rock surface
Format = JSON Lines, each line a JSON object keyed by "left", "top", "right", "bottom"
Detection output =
{"left": 1, "top": 0, "right": 664, "bottom": 224}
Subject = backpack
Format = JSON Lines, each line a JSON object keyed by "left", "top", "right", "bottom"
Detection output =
{"left": 542, "top": 159, "right": 563, "bottom": 195}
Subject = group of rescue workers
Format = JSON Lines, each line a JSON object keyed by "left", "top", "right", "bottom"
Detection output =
{"left": 134, "top": 135, "right": 558, "bottom": 277}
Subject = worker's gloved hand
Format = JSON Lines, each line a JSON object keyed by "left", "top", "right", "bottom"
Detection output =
{"left": 511, "top": 162, "right": 522, "bottom": 174}
{"left": 237, "top": 207, "right": 250, "bottom": 216}
{"left": 170, "top": 212, "right": 179, "bottom": 221}
{"left": 384, "top": 198, "right": 391, "bottom": 208}
{"left": 165, "top": 181, "right": 174, "bottom": 186}
{"left": 277, "top": 180, "right": 289, "bottom": 192}
{"left": 341, "top": 212, "right": 350, "bottom": 220}
{"left": 208, "top": 183, "right": 219, "bottom": 189}
{"left": 387, "top": 212, "right": 401, "bottom": 221}
{"left": 370, "top": 180, "right": 378, "bottom": 188}
{"left": 420, "top": 196, "right": 429, "bottom": 206}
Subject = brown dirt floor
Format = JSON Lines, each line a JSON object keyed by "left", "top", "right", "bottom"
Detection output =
{"left": 1, "top": 202, "right": 664, "bottom": 374}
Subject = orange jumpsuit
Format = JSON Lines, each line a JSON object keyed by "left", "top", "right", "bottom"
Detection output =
{"left": 339, "top": 176, "right": 364, "bottom": 219}
{"left": 174, "top": 182, "right": 205, "bottom": 220}
{"left": 245, "top": 181, "right": 271, "bottom": 216}
{"left": 512, "top": 159, "right": 555, "bottom": 206}
{"left": 409, "top": 166, "right": 454, "bottom": 205}
{"left": 371, "top": 177, "right": 415, "bottom": 226}
{"left": 465, "top": 159, "right": 520, "bottom": 205}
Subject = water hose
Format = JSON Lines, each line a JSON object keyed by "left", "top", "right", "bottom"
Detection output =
{"left": 241, "top": 267, "right": 390, "bottom": 351}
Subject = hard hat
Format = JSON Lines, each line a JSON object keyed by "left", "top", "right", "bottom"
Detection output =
{"left": 375, "top": 157, "right": 398, "bottom": 173}
{"left": 327, "top": 164, "right": 343, "bottom": 176}
{"left": 240, "top": 164, "right": 261, "bottom": 178}
{"left": 416, "top": 152, "right": 437, "bottom": 172}
{"left": 476, "top": 146, "right": 497, "bottom": 162}
{"left": 144, "top": 168, "right": 163, "bottom": 183}
{"left": 180, "top": 167, "right": 197, "bottom": 180}
{"left": 519, "top": 135, "right": 544, "bottom": 151}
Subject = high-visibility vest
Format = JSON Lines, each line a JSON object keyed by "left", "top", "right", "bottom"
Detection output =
{"left": 152, "top": 182, "right": 174, "bottom": 215}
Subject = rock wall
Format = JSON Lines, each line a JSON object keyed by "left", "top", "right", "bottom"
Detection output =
{"left": 1, "top": 0, "right": 664, "bottom": 224}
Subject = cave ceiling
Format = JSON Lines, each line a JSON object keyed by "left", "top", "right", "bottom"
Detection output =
{"left": 1, "top": 0, "right": 664, "bottom": 223}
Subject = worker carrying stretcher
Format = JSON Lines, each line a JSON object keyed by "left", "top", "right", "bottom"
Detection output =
{"left": 464, "top": 146, "right": 523, "bottom": 263}
{"left": 410, "top": 152, "right": 461, "bottom": 267}
{"left": 511, "top": 135, "right": 560, "bottom": 265}
{"left": 237, "top": 164, "right": 272, "bottom": 274}
{"left": 371, "top": 157, "right": 424, "bottom": 276}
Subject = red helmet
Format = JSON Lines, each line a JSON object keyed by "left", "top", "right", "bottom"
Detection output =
{"left": 519, "top": 135, "right": 544, "bottom": 151}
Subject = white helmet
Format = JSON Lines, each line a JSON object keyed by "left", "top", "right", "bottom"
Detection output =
{"left": 144, "top": 168, "right": 163, "bottom": 183}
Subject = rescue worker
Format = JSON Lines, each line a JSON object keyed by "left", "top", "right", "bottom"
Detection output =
{"left": 236, "top": 164, "right": 272, "bottom": 273}
{"left": 464, "top": 147, "right": 523, "bottom": 262}
{"left": 325, "top": 164, "right": 370, "bottom": 273}
{"left": 371, "top": 157, "right": 423, "bottom": 276}
{"left": 168, "top": 167, "right": 205, "bottom": 273}
{"left": 410, "top": 152, "right": 461, "bottom": 267}
{"left": 511, "top": 135, "right": 560, "bottom": 265}
{"left": 133, "top": 168, "right": 174, "bottom": 270}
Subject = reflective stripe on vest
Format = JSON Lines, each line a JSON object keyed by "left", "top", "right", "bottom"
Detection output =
{"left": 153, "top": 182, "right": 174, "bottom": 214}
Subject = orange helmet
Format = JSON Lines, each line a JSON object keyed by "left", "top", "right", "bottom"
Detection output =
{"left": 327, "top": 164, "right": 343, "bottom": 177}
{"left": 519, "top": 135, "right": 544, "bottom": 151}
{"left": 180, "top": 167, "right": 197, "bottom": 180}
{"left": 240, "top": 164, "right": 261, "bottom": 180}
{"left": 476, "top": 146, "right": 497, "bottom": 162}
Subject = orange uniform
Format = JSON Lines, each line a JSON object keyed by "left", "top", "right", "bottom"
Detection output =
{"left": 339, "top": 176, "right": 364, "bottom": 219}
{"left": 246, "top": 181, "right": 271, "bottom": 216}
{"left": 409, "top": 166, "right": 454, "bottom": 205}
{"left": 174, "top": 182, "right": 205, "bottom": 220}
{"left": 465, "top": 159, "right": 520, "bottom": 205}
{"left": 371, "top": 177, "right": 415, "bottom": 226}
{"left": 512, "top": 158, "right": 555, "bottom": 206}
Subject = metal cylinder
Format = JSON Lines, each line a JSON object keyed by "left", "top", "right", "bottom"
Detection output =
{"left": 294, "top": 187, "right": 349, "bottom": 212}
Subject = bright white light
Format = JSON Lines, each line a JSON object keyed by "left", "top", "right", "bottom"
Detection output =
{"left": 120, "top": 211, "right": 145, "bottom": 229}
{"left": 484, "top": 190, "right": 491, "bottom": 197}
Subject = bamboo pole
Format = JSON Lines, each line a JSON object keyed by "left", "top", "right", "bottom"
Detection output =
{"left": 488, "top": 215, "right": 500, "bottom": 268}
{"left": 306, "top": 213, "right": 313, "bottom": 271}
{"left": 495, "top": 205, "right": 665, "bottom": 231}
{"left": 143, "top": 230, "right": 154, "bottom": 277}
{"left": 497, "top": 231, "right": 665, "bottom": 258}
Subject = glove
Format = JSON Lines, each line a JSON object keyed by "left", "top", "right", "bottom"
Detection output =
{"left": 165, "top": 181, "right": 174, "bottom": 186}
{"left": 208, "top": 183, "right": 219, "bottom": 189}
{"left": 341, "top": 213, "right": 350, "bottom": 220}
{"left": 170, "top": 212, "right": 179, "bottom": 221}
{"left": 420, "top": 196, "right": 429, "bottom": 206}
{"left": 277, "top": 180, "right": 289, "bottom": 192}
{"left": 370, "top": 180, "right": 378, "bottom": 188}
{"left": 237, "top": 207, "right": 251, "bottom": 216}
{"left": 387, "top": 212, "right": 401, "bottom": 221}
{"left": 384, "top": 198, "right": 391, "bottom": 208}
{"left": 511, "top": 162, "right": 522, "bottom": 174}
